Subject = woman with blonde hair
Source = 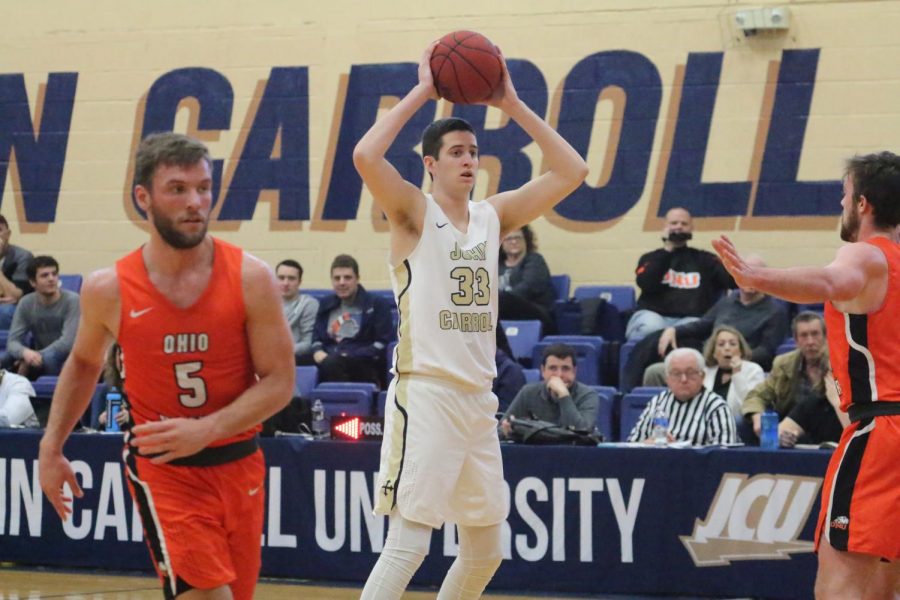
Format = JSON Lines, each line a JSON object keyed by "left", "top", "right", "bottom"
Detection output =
{"left": 702, "top": 325, "right": 765, "bottom": 421}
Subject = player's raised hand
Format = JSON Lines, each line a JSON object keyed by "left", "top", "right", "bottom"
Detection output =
{"left": 38, "top": 450, "right": 83, "bottom": 521}
{"left": 712, "top": 235, "right": 757, "bottom": 289}
{"left": 418, "top": 41, "right": 440, "bottom": 100}
{"left": 131, "top": 417, "right": 216, "bottom": 464}
{"left": 482, "top": 50, "right": 519, "bottom": 111}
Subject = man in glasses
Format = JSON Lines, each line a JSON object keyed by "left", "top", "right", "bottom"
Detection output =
{"left": 628, "top": 347, "right": 737, "bottom": 446}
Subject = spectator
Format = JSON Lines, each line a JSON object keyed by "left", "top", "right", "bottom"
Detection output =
{"left": 741, "top": 311, "right": 841, "bottom": 445}
{"left": 628, "top": 348, "right": 737, "bottom": 446}
{"left": 276, "top": 259, "right": 319, "bottom": 364}
{"left": 498, "top": 225, "right": 557, "bottom": 334}
{"left": 493, "top": 326, "right": 525, "bottom": 412}
{"left": 96, "top": 343, "right": 130, "bottom": 431}
{"left": 499, "top": 343, "right": 599, "bottom": 439}
{"left": 622, "top": 254, "right": 786, "bottom": 390}
{"left": 0, "top": 368, "right": 37, "bottom": 427}
{"left": 0, "top": 214, "right": 34, "bottom": 329}
{"left": 4, "top": 256, "right": 80, "bottom": 379}
{"left": 312, "top": 254, "right": 393, "bottom": 386}
{"left": 626, "top": 207, "right": 734, "bottom": 341}
{"left": 699, "top": 325, "right": 764, "bottom": 421}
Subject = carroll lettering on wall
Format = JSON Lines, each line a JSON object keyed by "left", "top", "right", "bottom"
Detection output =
{"left": 0, "top": 48, "right": 838, "bottom": 225}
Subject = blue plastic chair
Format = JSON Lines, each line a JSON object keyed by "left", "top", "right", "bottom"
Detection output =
{"left": 376, "top": 390, "right": 388, "bottom": 417}
{"left": 591, "top": 385, "right": 618, "bottom": 442}
{"left": 550, "top": 274, "right": 571, "bottom": 301}
{"left": 522, "top": 368, "right": 541, "bottom": 384}
{"left": 619, "top": 340, "right": 639, "bottom": 391}
{"left": 573, "top": 285, "right": 636, "bottom": 314}
{"left": 776, "top": 339, "right": 797, "bottom": 355}
{"left": 59, "top": 274, "right": 83, "bottom": 294}
{"left": 295, "top": 366, "right": 319, "bottom": 398}
{"left": 502, "top": 320, "right": 543, "bottom": 366}
{"left": 31, "top": 375, "right": 59, "bottom": 399}
{"left": 620, "top": 392, "right": 653, "bottom": 441}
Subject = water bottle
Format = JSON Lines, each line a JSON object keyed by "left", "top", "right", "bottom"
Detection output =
{"left": 760, "top": 409, "right": 779, "bottom": 449}
{"left": 106, "top": 390, "right": 122, "bottom": 433}
{"left": 651, "top": 405, "right": 669, "bottom": 446}
{"left": 311, "top": 399, "right": 329, "bottom": 438}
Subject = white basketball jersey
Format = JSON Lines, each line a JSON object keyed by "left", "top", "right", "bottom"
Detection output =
{"left": 390, "top": 194, "right": 500, "bottom": 391}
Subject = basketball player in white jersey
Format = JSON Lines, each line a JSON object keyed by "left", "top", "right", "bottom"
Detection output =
{"left": 353, "top": 42, "right": 588, "bottom": 599}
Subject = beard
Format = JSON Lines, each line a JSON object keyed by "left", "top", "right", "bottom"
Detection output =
{"left": 149, "top": 203, "right": 208, "bottom": 249}
{"left": 840, "top": 202, "right": 860, "bottom": 242}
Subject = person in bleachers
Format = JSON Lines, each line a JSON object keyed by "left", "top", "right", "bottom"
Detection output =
{"left": 3, "top": 256, "right": 80, "bottom": 380}
{"left": 0, "top": 214, "right": 34, "bottom": 329}
{"left": 741, "top": 311, "right": 841, "bottom": 446}
{"left": 628, "top": 348, "right": 737, "bottom": 446}
{"left": 499, "top": 343, "right": 599, "bottom": 439}
{"left": 493, "top": 326, "right": 525, "bottom": 412}
{"left": 96, "top": 342, "right": 130, "bottom": 431}
{"left": 700, "top": 325, "right": 764, "bottom": 422}
{"left": 622, "top": 254, "right": 787, "bottom": 390}
{"left": 0, "top": 368, "right": 37, "bottom": 427}
{"left": 311, "top": 254, "right": 393, "bottom": 387}
{"left": 498, "top": 224, "right": 557, "bottom": 334}
{"left": 276, "top": 259, "right": 319, "bottom": 365}
{"left": 626, "top": 207, "right": 734, "bottom": 341}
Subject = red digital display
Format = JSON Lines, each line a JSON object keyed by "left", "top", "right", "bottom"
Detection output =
{"left": 330, "top": 416, "right": 385, "bottom": 441}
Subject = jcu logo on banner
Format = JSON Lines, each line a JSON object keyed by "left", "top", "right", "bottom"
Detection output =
{"left": 681, "top": 473, "right": 822, "bottom": 567}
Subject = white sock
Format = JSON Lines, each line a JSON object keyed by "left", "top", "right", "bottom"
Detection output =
{"left": 437, "top": 523, "right": 503, "bottom": 600}
{"left": 360, "top": 514, "right": 432, "bottom": 600}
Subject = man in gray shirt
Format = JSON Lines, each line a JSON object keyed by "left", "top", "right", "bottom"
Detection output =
{"left": 0, "top": 214, "right": 34, "bottom": 329}
{"left": 4, "top": 256, "right": 80, "bottom": 379}
{"left": 499, "top": 343, "right": 599, "bottom": 438}
{"left": 276, "top": 259, "right": 319, "bottom": 364}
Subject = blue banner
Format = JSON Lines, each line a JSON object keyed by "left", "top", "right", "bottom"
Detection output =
{"left": 0, "top": 431, "right": 830, "bottom": 599}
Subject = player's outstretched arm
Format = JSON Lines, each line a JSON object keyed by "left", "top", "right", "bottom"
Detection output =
{"left": 353, "top": 43, "right": 438, "bottom": 230}
{"left": 712, "top": 235, "right": 885, "bottom": 305}
{"left": 39, "top": 268, "right": 118, "bottom": 520}
{"left": 485, "top": 54, "right": 588, "bottom": 236}
{"left": 130, "top": 255, "right": 295, "bottom": 464}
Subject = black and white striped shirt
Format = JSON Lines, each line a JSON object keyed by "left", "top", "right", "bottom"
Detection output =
{"left": 628, "top": 388, "right": 737, "bottom": 446}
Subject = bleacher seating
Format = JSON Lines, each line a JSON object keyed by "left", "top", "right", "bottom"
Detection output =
{"left": 294, "top": 366, "right": 318, "bottom": 398}
{"left": 303, "top": 288, "right": 334, "bottom": 301}
{"left": 376, "top": 390, "right": 388, "bottom": 417}
{"left": 522, "top": 368, "right": 540, "bottom": 384}
{"left": 619, "top": 340, "right": 639, "bottom": 392}
{"left": 591, "top": 385, "right": 618, "bottom": 442}
{"left": 309, "top": 387, "right": 372, "bottom": 418}
{"left": 573, "top": 285, "right": 636, "bottom": 314}
{"left": 0, "top": 329, "right": 8, "bottom": 351}
{"left": 539, "top": 335, "right": 606, "bottom": 385}
{"left": 58, "top": 274, "right": 83, "bottom": 294}
{"left": 532, "top": 340, "right": 601, "bottom": 385}
{"left": 620, "top": 392, "right": 653, "bottom": 441}
{"left": 550, "top": 274, "right": 571, "bottom": 301}
{"left": 776, "top": 339, "right": 797, "bottom": 355}
{"left": 502, "top": 320, "right": 542, "bottom": 366}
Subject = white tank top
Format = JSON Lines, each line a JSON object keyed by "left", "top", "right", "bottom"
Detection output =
{"left": 390, "top": 194, "right": 500, "bottom": 391}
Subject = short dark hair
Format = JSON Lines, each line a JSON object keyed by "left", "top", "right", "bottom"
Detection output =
{"left": 276, "top": 259, "right": 303, "bottom": 279}
{"left": 421, "top": 118, "right": 476, "bottom": 160}
{"left": 845, "top": 151, "right": 900, "bottom": 229}
{"left": 0, "top": 214, "right": 8, "bottom": 229}
{"left": 27, "top": 255, "right": 59, "bottom": 281}
{"left": 134, "top": 132, "right": 212, "bottom": 191}
{"left": 541, "top": 343, "right": 577, "bottom": 367}
{"left": 792, "top": 311, "right": 825, "bottom": 338}
{"left": 331, "top": 254, "right": 359, "bottom": 277}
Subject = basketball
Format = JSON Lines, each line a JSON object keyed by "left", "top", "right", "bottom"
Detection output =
{"left": 430, "top": 30, "right": 503, "bottom": 104}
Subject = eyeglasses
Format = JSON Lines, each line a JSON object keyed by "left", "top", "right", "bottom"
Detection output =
{"left": 668, "top": 369, "right": 702, "bottom": 380}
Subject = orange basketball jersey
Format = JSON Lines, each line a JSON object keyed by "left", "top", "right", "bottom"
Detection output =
{"left": 116, "top": 237, "right": 258, "bottom": 445}
{"left": 825, "top": 236, "right": 900, "bottom": 412}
